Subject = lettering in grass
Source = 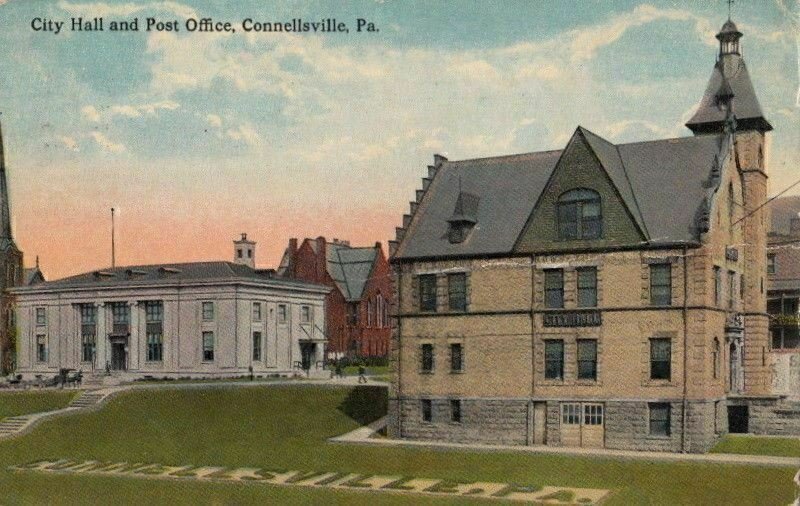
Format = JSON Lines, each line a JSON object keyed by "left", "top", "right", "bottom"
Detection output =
{"left": 11, "top": 459, "right": 610, "bottom": 504}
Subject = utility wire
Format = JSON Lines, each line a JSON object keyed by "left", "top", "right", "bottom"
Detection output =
{"left": 733, "top": 176, "right": 800, "bottom": 227}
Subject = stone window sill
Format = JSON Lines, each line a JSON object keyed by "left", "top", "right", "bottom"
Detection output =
{"left": 449, "top": 370, "right": 465, "bottom": 375}
{"left": 645, "top": 434, "right": 672, "bottom": 440}
{"left": 419, "top": 370, "right": 434, "bottom": 375}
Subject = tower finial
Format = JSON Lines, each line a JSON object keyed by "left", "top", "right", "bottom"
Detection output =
{"left": 728, "top": 0, "right": 734, "bottom": 21}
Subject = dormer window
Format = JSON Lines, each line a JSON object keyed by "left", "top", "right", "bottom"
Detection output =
{"left": 447, "top": 189, "right": 479, "bottom": 244}
{"left": 557, "top": 189, "right": 602, "bottom": 240}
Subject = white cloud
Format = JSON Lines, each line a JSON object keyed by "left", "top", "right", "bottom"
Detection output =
{"left": 82, "top": 101, "right": 180, "bottom": 122}
{"left": 89, "top": 131, "right": 125, "bottom": 153}
{"left": 225, "top": 123, "right": 261, "bottom": 147}
{"left": 59, "top": 135, "right": 79, "bottom": 152}
{"left": 81, "top": 105, "right": 101, "bottom": 122}
{"left": 206, "top": 114, "right": 222, "bottom": 128}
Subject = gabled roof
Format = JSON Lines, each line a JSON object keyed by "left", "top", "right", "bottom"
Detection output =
{"left": 395, "top": 128, "right": 726, "bottom": 260}
{"left": 395, "top": 150, "right": 561, "bottom": 259}
{"left": 326, "top": 243, "right": 379, "bottom": 301}
{"left": 17, "top": 261, "right": 328, "bottom": 293}
{"left": 579, "top": 127, "right": 648, "bottom": 237}
{"left": 23, "top": 267, "right": 44, "bottom": 286}
{"left": 686, "top": 54, "right": 772, "bottom": 133}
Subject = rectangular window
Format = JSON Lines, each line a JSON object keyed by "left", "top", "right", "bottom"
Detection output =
{"left": 450, "top": 399, "right": 462, "bottom": 423}
{"left": 419, "top": 274, "right": 437, "bottom": 312}
{"left": 252, "top": 302, "right": 262, "bottom": 322}
{"left": 544, "top": 269, "right": 564, "bottom": 309}
{"left": 421, "top": 343, "right": 434, "bottom": 373}
{"left": 650, "top": 338, "right": 672, "bottom": 380}
{"left": 35, "top": 307, "right": 46, "bottom": 326}
{"left": 252, "top": 331, "right": 262, "bottom": 361}
{"left": 421, "top": 399, "right": 432, "bottom": 422}
{"left": 713, "top": 266, "right": 722, "bottom": 306}
{"left": 111, "top": 302, "right": 130, "bottom": 335}
{"left": 80, "top": 304, "right": 96, "bottom": 363}
{"left": 202, "top": 302, "right": 214, "bottom": 321}
{"left": 649, "top": 403, "right": 671, "bottom": 436}
{"left": 650, "top": 264, "right": 672, "bottom": 306}
{"left": 450, "top": 343, "right": 463, "bottom": 372}
{"left": 301, "top": 305, "right": 311, "bottom": 323}
{"left": 202, "top": 331, "right": 215, "bottom": 362}
{"left": 278, "top": 304, "right": 287, "bottom": 324}
{"left": 36, "top": 334, "right": 47, "bottom": 363}
{"left": 561, "top": 403, "right": 580, "bottom": 425}
{"left": 544, "top": 340, "right": 564, "bottom": 380}
{"left": 767, "top": 253, "right": 776, "bottom": 274}
{"left": 577, "top": 267, "right": 597, "bottom": 308}
{"left": 145, "top": 301, "right": 164, "bottom": 362}
{"left": 577, "top": 339, "right": 598, "bottom": 380}
{"left": 728, "top": 271, "right": 736, "bottom": 309}
{"left": 447, "top": 273, "right": 467, "bottom": 312}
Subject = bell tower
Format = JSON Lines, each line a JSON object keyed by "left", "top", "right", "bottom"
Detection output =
{"left": 689, "top": 19, "right": 773, "bottom": 396}
{"left": 233, "top": 233, "right": 256, "bottom": 269}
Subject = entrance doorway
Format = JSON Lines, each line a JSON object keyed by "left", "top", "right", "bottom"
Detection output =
{"left": 299, "top": 342, "right": 317, "bottom": 370}
{"left": 728, "top": 405, "right": 749, "bottom": 433}
{"left": 110, "top": 341, "right": 127, "bottom": 371}
{"left": 560, "top": 402, "right": 604, "bottom": 448}
{"left": 533, "top": 402, "right": 547, "bottom": 444}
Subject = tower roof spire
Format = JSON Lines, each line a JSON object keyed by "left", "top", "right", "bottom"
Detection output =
{"left": 686, "top": 19, "right": 772, "bottom": 134}
{"left": 0, "top": 114, "right": 13, "bottom": 241}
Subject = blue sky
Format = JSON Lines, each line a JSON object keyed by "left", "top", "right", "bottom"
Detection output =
{"left": 0, "top": 0, "right": 798, "bottom": 277}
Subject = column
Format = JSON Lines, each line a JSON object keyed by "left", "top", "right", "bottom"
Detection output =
{"left": 128, "top": 301, "right": 139, "bottom": 371}
{"left": 94, "top": 303, "right": 106, "bottom": 372}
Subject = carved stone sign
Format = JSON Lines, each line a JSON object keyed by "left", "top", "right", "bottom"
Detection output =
{"left": 543, "top": 311, "right": 602, "bottom": 328}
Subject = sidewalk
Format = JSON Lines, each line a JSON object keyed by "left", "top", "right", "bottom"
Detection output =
{"left": 330, "top": 417, "right": 800, "bottom": 468}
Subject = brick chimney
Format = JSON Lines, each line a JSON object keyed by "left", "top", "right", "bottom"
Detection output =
{"left": 316, "top": 236, "right": 327, "bottom": 281}
{"left": 287, "top": 238, "right": 298, "bottom": 276}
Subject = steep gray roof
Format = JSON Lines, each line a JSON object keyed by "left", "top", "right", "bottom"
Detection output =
{"left": 17, "top": 261, "right": 329, "bottom": 292}
{"left": 23, "top": 267, "right": 44, "bottom": 286}
{"left": 686, "top": 54, "right": 772, "bottom": 133}
{"left": 396, "top": 129, "right": 726, "bottom": 260}
{"left": 396, "top": 150, "right": 561, "bottom": 259}
{"left": 326, "top": 244, "right": 378, "bottom": 301}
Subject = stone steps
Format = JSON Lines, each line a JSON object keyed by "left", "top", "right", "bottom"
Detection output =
{"left": 0, "top": 416, "right": 31, "bottom": 436}
{"left": 69, "top": 392, "right": 105, "bottom": 408}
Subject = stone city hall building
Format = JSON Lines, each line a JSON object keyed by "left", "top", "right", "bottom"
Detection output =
{"left": 387, "top": 20, "right": 778, "bottom": 452}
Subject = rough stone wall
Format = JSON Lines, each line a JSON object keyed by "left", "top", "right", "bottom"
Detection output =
{"left": 398, "top": 397, "right": 528, "bottom": 445}
{"left": 747, "top": 398, "right": 800, "bottom": 436}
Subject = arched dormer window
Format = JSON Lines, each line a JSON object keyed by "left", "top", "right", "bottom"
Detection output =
{"left": 557, "top": 189, "right": 602, "bottom": 240}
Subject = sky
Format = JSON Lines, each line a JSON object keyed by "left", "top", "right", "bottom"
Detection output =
{"left": 0, "top": 0, "right": 798, "bottom": 279}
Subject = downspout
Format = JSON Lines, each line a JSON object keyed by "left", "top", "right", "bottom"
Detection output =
{"left": 529, "top": 254, "right": 536, "bottom": 446}
{"left": 396, "top": 263, "right": 403, "bottom": 437}
{"left": 681, "top": 245, "right": 689, "bottom": 453}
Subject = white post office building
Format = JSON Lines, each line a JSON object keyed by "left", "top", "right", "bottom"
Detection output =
{"left": 10, "top": 256, "right": 329, "bottom": 379}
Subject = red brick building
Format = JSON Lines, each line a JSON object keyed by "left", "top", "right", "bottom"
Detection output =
{"left": 277, "top": 237, "right": 391, "bottom": 358}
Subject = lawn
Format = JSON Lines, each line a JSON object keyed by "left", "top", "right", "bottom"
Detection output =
{"left": 711, "top": 434, "right": 800, "bottom": 458}
{"left": 0, "top": 385, "right": 795, "bottom": 505}
{"left": 0, "top": 390, "right": 78, "bottom": 420}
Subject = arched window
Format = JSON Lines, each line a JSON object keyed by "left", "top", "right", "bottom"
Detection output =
{"left": 377, "top": 294, "right": 384, "bottom": 328}
{"left": 557, "top": 189, "right": 602, "bottom": 240}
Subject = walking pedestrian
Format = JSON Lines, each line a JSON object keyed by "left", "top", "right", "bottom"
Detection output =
{"left": 358, "top": 364, "right": 367, "bottom": 384}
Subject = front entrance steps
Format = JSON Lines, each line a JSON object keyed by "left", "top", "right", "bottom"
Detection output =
{"left": 0, "top": 416, "right": 32, "bottom": 437}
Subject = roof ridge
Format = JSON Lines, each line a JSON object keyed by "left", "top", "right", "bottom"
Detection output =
{"left": 447, "top": 148, "right": 563, "bottom": 165}
{"left": 333, "top": 247, "right": 352, "bottom": 299}
{"left": 612, "top": 142, "right": 651, "bottom": 240}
